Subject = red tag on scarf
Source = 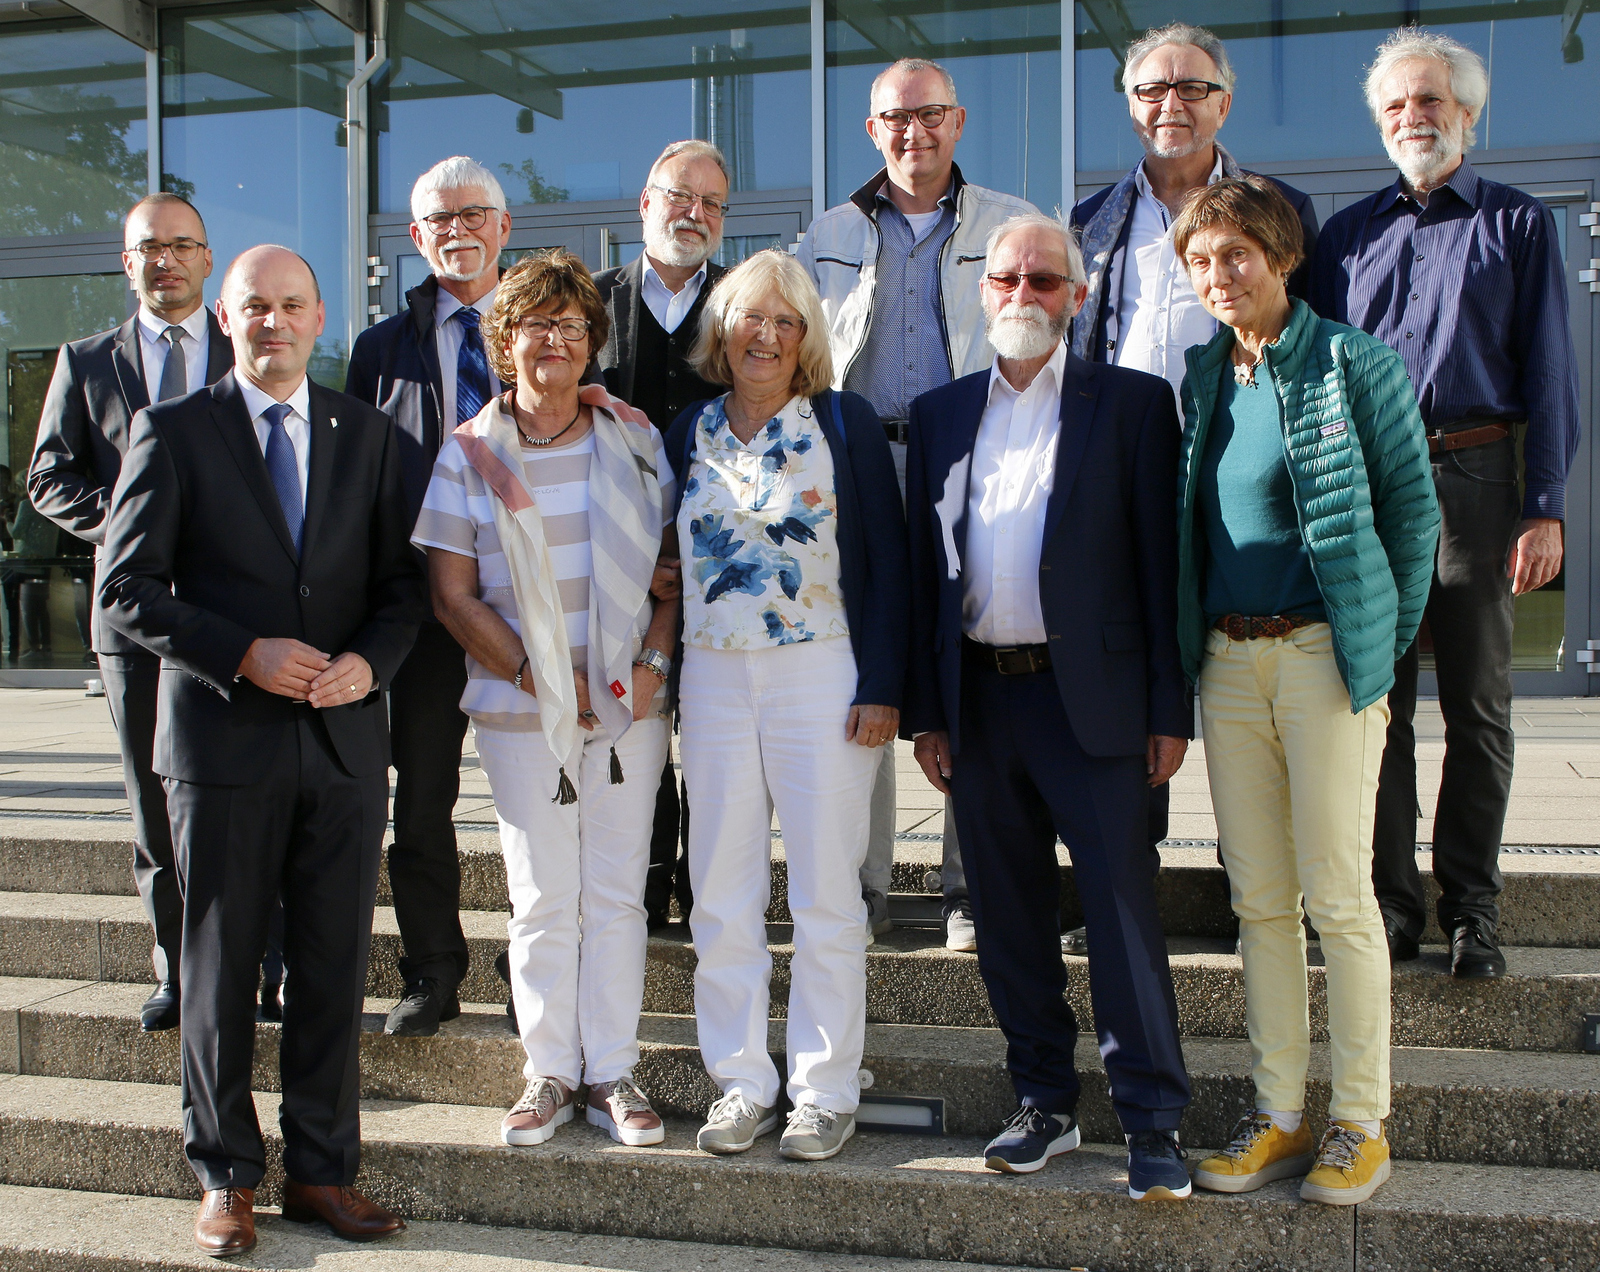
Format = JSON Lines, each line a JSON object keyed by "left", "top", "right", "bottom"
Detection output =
{"left": 611, "top": 680, "right": 627, "bottom": 699}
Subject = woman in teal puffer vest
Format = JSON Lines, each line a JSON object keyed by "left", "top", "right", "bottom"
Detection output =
{"left": 1169, "top": 178, "right": 1439, "bottom": 1209}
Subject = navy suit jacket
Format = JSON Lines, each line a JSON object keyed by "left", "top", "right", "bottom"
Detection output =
{"left": 902, "top": 349, "right": 1190, "bottom": 758}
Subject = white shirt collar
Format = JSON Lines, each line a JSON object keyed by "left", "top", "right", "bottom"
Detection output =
{"left": 1133, "top": 149, "right": 1225, "bottom": 202}
{"left": 642, "top": 257, "right": 707, "bottom": 297}
{"left": 435, "top": 281, "right": 497, "bottom": 327}
{"left": 138, "top": 304, "right": 209, "bottom": 345}
{"left": 237, "top": 374, "right": 311, "bottom": 425}
{"left": 987, "top": 338, "right": 1068, "bottom": 405}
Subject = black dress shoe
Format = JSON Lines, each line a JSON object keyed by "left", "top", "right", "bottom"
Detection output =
{"left": 1450, "top": 918, "right": 1507, "bottom": 979}
{"left": 383, "top": 977, "right": 461, "bottom": 1036}
{"left": 494, "top": 949, "right": 518, "bottom": 1035}
{"left": 1384, "top": 914, "right": 1420, "bottom": 963}
{"left": 141, "top": 982, "right": 181, "bottom": 1032}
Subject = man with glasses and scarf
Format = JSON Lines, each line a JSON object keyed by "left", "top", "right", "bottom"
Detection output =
{"left": 347, "top": 155, "right": 512, "bottom": 1036}
{"left": 799, "top": 57, "right": 1037, "bottom": 956}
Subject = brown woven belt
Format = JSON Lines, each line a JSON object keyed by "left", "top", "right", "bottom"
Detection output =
{"left": 1426, "top": 422, "right": 1511, "bottom": 455}
{"left": 964, "top": 639, "right": 1052, "bottom": 675}
{"left": 1213, "top": 613, "right": 1317, "bottom": 641}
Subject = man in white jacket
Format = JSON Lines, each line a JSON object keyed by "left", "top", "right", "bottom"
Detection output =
{"left": 798, "top": 57, "right": 1036, "bottom": 954}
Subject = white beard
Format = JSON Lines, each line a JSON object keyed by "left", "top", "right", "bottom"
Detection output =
{"left": 1384, "top": 124, "right": 1463, "bottom": 189}
{"left": 986, "top": 301, "right": 1068, "bottom": 361}
{"left": 1138, "top": 113, "right": 1216, "bottom": 160}
{"left": 644, "top": 216, "right": 719, "bottom": 268}
{"left": 434, "top": 238, "right": 492, "bottom": 283}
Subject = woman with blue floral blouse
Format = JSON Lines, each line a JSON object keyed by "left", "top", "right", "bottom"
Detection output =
{"left": 661, "top": 249, "right": 908, "bottom": 1163}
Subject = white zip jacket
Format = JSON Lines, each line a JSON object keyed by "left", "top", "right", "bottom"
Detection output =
{"left": 797, "top": 165, "right": 1039, "bottom": 393}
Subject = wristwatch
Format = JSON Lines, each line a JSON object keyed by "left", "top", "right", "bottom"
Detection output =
{"left": 634, "top": 648, "right": 671, "bottom": 681}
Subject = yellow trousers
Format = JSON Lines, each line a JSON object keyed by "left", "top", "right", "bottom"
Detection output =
{"left": 1199, "top": 623, "right": 1391, "bottom": 1122}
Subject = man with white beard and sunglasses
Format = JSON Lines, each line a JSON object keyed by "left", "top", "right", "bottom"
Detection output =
{"left": 347, "top": 155, "right": 514, "bottom": 1036}
{"left": 1310, "top": 30, "right": 1579, "bottom": 981}
{"left": 902, "top": 215, "right": 1193, "bottom": 1197}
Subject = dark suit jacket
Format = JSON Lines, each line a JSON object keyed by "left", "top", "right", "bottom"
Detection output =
{"left": 98, "top": 371, "right": 425, "bottom": 786}
{"left": 902, "top": 350, "right": 1191, "bottom": 758}
{"left": 592, "top": 256, "right": 727, "bottom": 406}
{"left": 26, "top": 312, "right": 234, "bottom": 653}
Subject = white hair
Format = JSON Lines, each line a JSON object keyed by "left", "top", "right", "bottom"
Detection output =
{"left": 647, "top": 139, "right": 729, "bottom": 187}
{"left": 410, "top": 156, "right": 508, "bottom": 223}
{"left": 1123, "top": 23, "right": 1236, "bottom": 96}
{"left": 1364, "top": 29, "right": 1488, "bottom": 149}
{"left": 984, "top": 214, "right": 1086, "bottom": 285}
{"left": 870, "top": 57, "right": 959, "bottom": 109}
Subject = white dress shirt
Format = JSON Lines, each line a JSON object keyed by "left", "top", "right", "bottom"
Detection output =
{"left": 238, "top": 375, "right": 311, "bottom": 506}
{"left": 640, "top": 257, "right": 707, "bottom": 334}
{"left": 962, "top": 340, "right": 1067, "bottom": 646}
{"left": 136, "top": 305, "right": 210, "bottom": 400}
{"left": 435, "top": 283, "right": 499, "bottom": 429}
{"left": 1111, "top": 154, "right": 1222, "bottom": 405}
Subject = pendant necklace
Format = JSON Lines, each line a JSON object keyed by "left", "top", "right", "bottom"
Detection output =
{"left": 513, "top": 396, "right": 582, "bottom": 447}
{"left": 1232, "top": 344, "right": 1266, "bottom": 389}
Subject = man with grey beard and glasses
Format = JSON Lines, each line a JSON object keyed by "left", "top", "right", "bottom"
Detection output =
{"left": 1311, "top": 30, "right": 1579, "bottom": 981}
{"left": 592, "top": 139, "right": 732, "bottom": 933}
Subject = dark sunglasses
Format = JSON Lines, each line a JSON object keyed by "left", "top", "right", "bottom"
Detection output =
{"left": 985, "top": 271, "right": 1073, "bottom": 293}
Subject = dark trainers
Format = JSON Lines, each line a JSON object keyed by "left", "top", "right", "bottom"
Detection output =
{"left": 983, "top": 1105, "right": 1080, "bottom": 1174}
{"left": 1127, "top": 1129, "right": 1191, "bottom": 1200}
{"left": 383, "top": 977, "right": 461, "bottom": 1037}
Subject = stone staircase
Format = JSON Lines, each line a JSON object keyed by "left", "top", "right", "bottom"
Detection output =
{"left": 2, "top": 821, "right": 1599, "bottom": 1270}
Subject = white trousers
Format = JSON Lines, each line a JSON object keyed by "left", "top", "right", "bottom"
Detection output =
{"left": 474, "top": 717, "right": 669, "bottom": 1089}
{"left": 679, "top": 638, "right": 878, "bottom": 1113}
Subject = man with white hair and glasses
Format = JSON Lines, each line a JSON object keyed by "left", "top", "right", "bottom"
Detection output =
{"left": 347, "top": 155, "right": 514, "bottom": 1035}
{"left": 1310, "top": 30, "right": 1580, "bottom": 981}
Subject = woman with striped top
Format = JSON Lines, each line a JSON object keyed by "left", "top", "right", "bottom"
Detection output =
{"left": 412, "top": 250, "right": 676, "bottom": 1150}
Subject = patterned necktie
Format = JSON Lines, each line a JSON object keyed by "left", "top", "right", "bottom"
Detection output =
{"left": 157, "top": 326, "right": 187, "bottom": 402}
{"left": 262, "top": 402, "right": 303, "bottom": 554}
{"left": 455, "top": 306, "right": 492, "bottom": 425}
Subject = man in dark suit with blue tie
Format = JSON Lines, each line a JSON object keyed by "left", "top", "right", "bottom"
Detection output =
{"left": 99, "top": 245, "right": 423, "bottom": 1256}
{"left": 904, "top": 214, "right": 1193, "bottom": 1199}
{"left": 27, "top": 193, "right": 233, "bottom": 1032}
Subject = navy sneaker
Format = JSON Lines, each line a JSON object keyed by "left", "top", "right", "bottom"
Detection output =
{"left": 983, "top": 1105, "right": 1080, "bottom": 1174}
{"left": 1127, "top": 1129, "right": 1192, "bottom": 1200}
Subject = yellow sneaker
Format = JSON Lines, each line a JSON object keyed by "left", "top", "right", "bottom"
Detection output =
{"left": 1300, "top": 1121, "right": 1391, "bottom": 1205}
{"left": 1193, "top": 1112, "right": 1316, "bottom": 1194}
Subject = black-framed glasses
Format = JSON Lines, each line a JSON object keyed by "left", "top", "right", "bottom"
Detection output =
{"left": 874, "top": 103, "right": 957, "bottom": 132}
{"left": 419, "top": 205, "right": 496, "bottom": 234}
{"left": 985, "top": 271, "right": 1072, "bottom": 294}
{"left": 128, "top": 239, "right": 207, "bottom": 263}
{"left": 1131, "top": 79, "right": 1226, "bottom": 104}
{"left": 517, "top": 315, "right": 591, "bottom": 341}
{"left": 733, "top": 308, "right": 805, "bottom": 339}
{"left": 649, "top": 185, "right": 728, "bottom": 218}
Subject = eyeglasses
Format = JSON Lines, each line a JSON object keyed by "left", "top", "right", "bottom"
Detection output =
{"left": 419, "top": 206, "right": 496, "bottom": 234}
{"left": 517, "top": 315, "right": 592, "bottom": 341}
{"left": 648, "top": 185, "right": 728, "bottom": 219}
{"left": 873, "top": 104, "right": 957, "bottom": 132}
{"left": 734, "top": 308, "right": 805, "bottom": 339}
{"left": 1131, "top": 79, "right": 1227, "bottom": 104}
{"left": 984, "top": 272, "right": 1073, "bottom": 293}
{"left": 128, "top": 239, "right": 206, "bottom": 263}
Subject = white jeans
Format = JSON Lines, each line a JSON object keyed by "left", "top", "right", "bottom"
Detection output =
{"left": 474, "top": 717, "right": 669, "bottom": 1089}
{"left": 679, "top": 637, "right": 878, "bottom": 1114}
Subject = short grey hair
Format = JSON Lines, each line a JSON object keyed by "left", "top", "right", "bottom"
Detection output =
{"left": 984, "top": 214, "right": 1086, "bottom": 286}
{"left": 870, "top": 57, "right": 958, "bottom": 110}
{"left": 647, "top": 139, "right": 730, "bottom": 188}
{"left": 1123, "top": 23, "right": 1236, "bottom": 96}
{"left": 1363, "top": 29, "right": 1488, "bottom": 149}
{"left": 410, "top": 156, "right": 508, "bottom": 223}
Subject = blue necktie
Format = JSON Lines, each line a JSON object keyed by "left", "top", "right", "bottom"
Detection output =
{"left": 455, "top": 307, "right": 492, "bottom": 425}
{"left": 262, "top": 402, "right": 303, "bottom": 554}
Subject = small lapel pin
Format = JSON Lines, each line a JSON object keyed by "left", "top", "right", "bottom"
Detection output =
{"left": 330, "top": 417, "right": 338, "bottom": 428}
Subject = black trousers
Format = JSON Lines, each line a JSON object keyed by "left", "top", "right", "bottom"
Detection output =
{"left": 953, "top": 646, "right": 1190, "bottom": 1131}
{"left": 98, "top": 650, "right": 183, "bottom": 985}
{"left": 387, "top": 621, "right": 471, "bottom": 988}
{"left": 166, "top": 712, "right": 387, "bottom": 1192}
{"left": 644, "top": 754, "right": 692, "bottom": 924}
{"left": 1373, "top": 434, "right": 1519, "bottom": 939}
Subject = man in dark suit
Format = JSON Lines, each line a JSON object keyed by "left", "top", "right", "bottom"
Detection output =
{"left": 347, "top": 155, "right": 512, "bottom": 1035}
{"left": 99, "top": 245, "right": 422, "bottom": 1256}
{"left": 904, "top": 215, "right": 1192, "bottom": 1199}
{"left": 592, "top": 139, "right": 728, "bottom": 929}
{"left": 26, "top": 192, "right": 232, "bottom": 1032}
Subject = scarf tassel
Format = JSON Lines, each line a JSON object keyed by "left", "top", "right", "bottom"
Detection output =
{"left": 552, "top": 767, "right": 578, "bottom": 805}
{"left": 609, "top": 745, "right": 625, "bottom": 785}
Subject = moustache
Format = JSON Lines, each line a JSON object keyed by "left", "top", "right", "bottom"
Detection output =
{"left": 667, "top": 218, "right": 708, "bottom": 238}
{"left": 1394, "top": 125, "right": 1442, "bottom": 142}
{"left": 1154, "top": 112, "right": 1192, "bottom": 127}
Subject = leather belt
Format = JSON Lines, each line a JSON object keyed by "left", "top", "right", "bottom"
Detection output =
{"left": 1213, "top": 613, "right": 1317, "bottom": 641}
{"left": 964, "top": 639, "right": 1052, "bottom": 675}
{"left": 883, "top": 420, "right": 909, "bottom": 445}
{"left": 1426, "top": 422, "right": 1512, "bottom": 455}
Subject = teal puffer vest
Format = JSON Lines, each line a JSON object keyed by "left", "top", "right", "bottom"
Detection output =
{"left": 1177, "top": 299, "right": 1441, "bottom": 713}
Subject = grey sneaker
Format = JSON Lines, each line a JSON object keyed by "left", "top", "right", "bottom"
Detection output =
{"left": 1061, "top": 926, "right": 1088, "bottom": 956}
{"left": 779, "top": 1104, "right": 856, "bottom": 1161}
{"left": 945, "top": 900, "right": 977, "bottom": 953}
{"left": 696, "top": 1091, "right": 777, "bottom": 1155}
{"left": 864, "top": 888, "right": 892, "bottom": 942}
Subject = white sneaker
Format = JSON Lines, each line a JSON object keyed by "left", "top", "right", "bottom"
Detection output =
{"left": 696, "top": 1091, "right": 777, "bottom": 1154}
{"left": 779, "top": 1104, "right": 856, "bottom": 1161}
{"left": 945, "top": 901, "right": 977, "bottom": 952}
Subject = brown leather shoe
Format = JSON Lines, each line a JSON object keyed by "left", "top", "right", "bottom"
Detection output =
{"left": 194, "top": 1187, "right": 255, "bottom": 1257}
{"left": 280, "top": 1179, "right": 405, "bottom": 1241}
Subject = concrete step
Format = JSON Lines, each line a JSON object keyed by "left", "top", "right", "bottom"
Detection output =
{"left": 3, "top": 894, "right": 1597, "bottom": 1053}
{"left": 5, "top": 975, "right": 1597, "bottom": 1170}
{"left": 7, "top": 818, "right": 1599, "bottom": 947}
{"left": 4, "top": 1074, "right": 1600, "bottom": 1271}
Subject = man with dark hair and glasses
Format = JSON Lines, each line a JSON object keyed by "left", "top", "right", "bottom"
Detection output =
{"left": 346, "top": 155, "right": 514, "bottom": 1037}
{"left": 28, "top": 191, "right": 235, "bottom": 1034}
{"left": 1062, "top": 22, "right": 1320, "bottom": 956}
{"left": 799, "top": 56, "right": 1037, "bottom": 957}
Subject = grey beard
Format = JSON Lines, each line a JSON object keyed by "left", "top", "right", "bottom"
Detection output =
{"left": 434, "top": 240, "right": 492, "bottom": 283}
{"left": 986, "top": 304, "right": 1068, "bottom": 361}
{"left": 645, "top": 218, "right": 719, "bottom": 268}
{"left": 1385, "top": 128, "right": 1462, "bottom": 188}
{"left": 1137, "top": 118, "right": 1215, "bottom": 160}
